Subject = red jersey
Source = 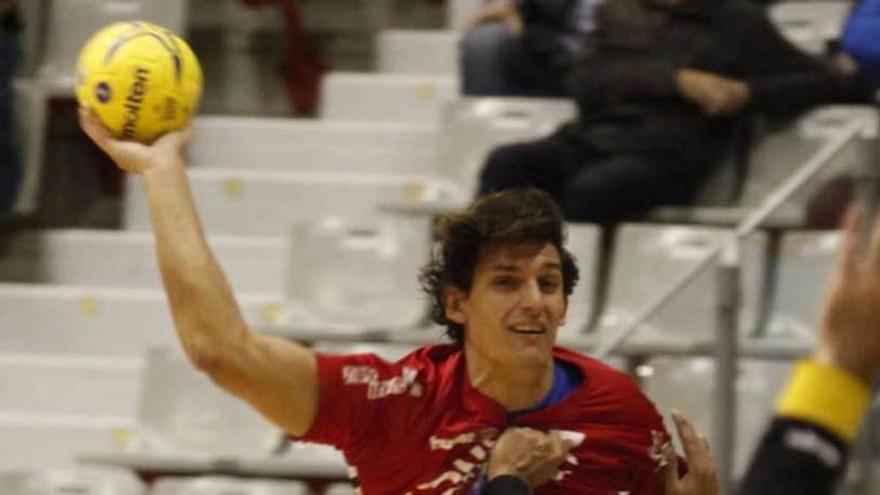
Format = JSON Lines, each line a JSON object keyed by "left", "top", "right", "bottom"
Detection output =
{"left": 302, "top": 344, "right": 670, "bottom": 495}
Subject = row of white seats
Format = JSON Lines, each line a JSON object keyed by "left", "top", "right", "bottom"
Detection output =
{"left": 0, "top": 345, "right": 348, "bottom": 470}
{"left": 0, "top": 415, "right": 133, "bottom": 472}
{"left": 188, "top": 98, "right": 576, "bottom": 199}
{"left": 0, "top": 230, "right": 288, "bottom": 292}
{"left": 0, "top": 224, "right": 840, "bottom": 356}
{"left": 0, "top": 284, "right": 279, "bottom": 355}
{"left": 189, "top": 117, "right": 439, "bottom": 175}
{"left": 123, "top": 170, "right": 458, "bottom": 236}
{"left": 177, "top": 103, "right": 875, "bottom": 231}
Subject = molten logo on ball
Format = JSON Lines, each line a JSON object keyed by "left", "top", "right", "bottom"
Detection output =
{"left": 122, "top": 66, "right": 149, "bottom": 140}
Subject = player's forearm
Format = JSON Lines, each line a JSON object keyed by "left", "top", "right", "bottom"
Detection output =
{"left": 141, "top": 158, "right": 248, "bottom": 368}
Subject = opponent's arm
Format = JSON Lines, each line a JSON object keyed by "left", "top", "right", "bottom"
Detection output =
{"left": 79, "top": 109, "right": 319, "bottom": 436}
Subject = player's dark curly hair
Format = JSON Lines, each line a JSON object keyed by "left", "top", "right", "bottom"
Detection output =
{"left": 419, "top": 188, "right": 579, "bottom": 343}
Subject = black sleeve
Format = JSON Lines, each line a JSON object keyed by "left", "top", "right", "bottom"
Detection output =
{"left": 738, "top": 6, "right": 858, "bottom": 117}
{"left": 738, "top": 418, "right": 850, "bottom": 495}
{"left": 567, "top": 50, "right": 679, "bottom": 113}
{"left": 484, "top": 475, "right": 533, "bottom": 495}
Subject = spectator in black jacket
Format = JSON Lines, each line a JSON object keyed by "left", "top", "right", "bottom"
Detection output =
{"left": 478, "top": 0, "right": 856, "bottom": 222}
{"left": 485, "top": 207, "right": 880, "bottom": 495}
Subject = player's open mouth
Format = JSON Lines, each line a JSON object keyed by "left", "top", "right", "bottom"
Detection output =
{"left": 508, "top": 325, "right": 546, "bottom": 335}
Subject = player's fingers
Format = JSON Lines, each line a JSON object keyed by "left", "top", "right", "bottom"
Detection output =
{"left": 662, "top": 443, "right": 680, "bottom": 493}
{"left": 547, "top": 431, "right": 568, "bottom": 463}
{"left": 672, "top": 410, "right": 708, "bottom": 469}
{"left": 866, "top": 207, "right": 880, "bottom": 272}
{"left": 836, "top": 206, "right": 864, "bottom": 276}
{"left": 78, "top": 106, "right": 118, "bottom": 156}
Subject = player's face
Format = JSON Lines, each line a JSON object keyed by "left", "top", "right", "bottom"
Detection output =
{"left": 447, "top": 243, "right": 567, "bottom": 367}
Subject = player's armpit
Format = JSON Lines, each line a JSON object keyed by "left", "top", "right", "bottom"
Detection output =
{"left": 201, "top": 330, "right": 320, "bottom": 437}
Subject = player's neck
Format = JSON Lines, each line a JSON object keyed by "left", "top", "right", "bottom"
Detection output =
{"left": 464, "top": 348, "right": 554, "bottom": 411}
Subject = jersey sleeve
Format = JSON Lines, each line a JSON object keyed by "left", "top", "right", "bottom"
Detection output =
{"left": 298, "top": 351, "right": 420, "bottom": 454}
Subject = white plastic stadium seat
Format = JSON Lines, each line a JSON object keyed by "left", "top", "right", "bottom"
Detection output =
{"left": 0, "top": 417, "right": 133, "bottom": 470}
{"left": 189, "top": 117, "right": 439, "bottom": 175}
{"left": 320, "top": 72, "right": 458, "bottom": 124}
{"left": 438, "top": 97, "right": 576, "bottom": 195}
{"left": 740, "top": 105, "right": 878, "bottom": 212}
{"left": 14, "top": 0, "right": 188, "bottom": 213}
{"left": 557, "top": 223, "right": 600, "bottom": 338}
{"left": 378, "top": 30, "right": 458, "bottom": 77}
{"left": 287, "top": 216, "right": 432, "bottom": 333}
{"left": 0, "top": 230, "right": 288, "bottom": 293}
{"left": 598, "top": 224, "right": 767, "bottom": 345}
{"left": 150, "top": 477, "right": 308, "bottom": 495}
{"left": 0, "top": 353, "right": 141, "bottom": 418}
{"left": 0, "top": 284, "right": 281, "bottom": 355}
{"left": 769, "top": 1, "right": 852, "bottom": 55}
{"left": 131, "top": 348, "right": 281, "bottom": 457}
{"left": 124, "top": 170, "right": 461, "bottom": 236}
{"left": 642, "top": 357, "right": 791, "bottom": 478}
{"left": 0, "top": 467, "right": 145, "bottom": 495}
{"left": 765, "top": 231, "right": 839, "bottom": 341}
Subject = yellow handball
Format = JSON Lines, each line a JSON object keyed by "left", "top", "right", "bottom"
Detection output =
{"left": 75, "top": 21, "right": 203, "bottom": 144}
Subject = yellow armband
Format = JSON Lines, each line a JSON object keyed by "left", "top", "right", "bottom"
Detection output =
{"left": 776, "top": 360, "right": 872, "bottom": 442}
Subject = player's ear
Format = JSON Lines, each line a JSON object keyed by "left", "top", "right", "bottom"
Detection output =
{"left": 443, "top": 286, "right": 467, "bottom": 325}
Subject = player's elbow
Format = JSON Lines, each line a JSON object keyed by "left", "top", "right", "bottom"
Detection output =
{"left": 181, "top": 324, "right": 247, "bottom": 377}
{"left": 186, "top": 340, "right": 225, "bottom": 374}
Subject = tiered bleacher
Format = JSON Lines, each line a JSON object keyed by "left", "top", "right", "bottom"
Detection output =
{"left": 3, "top": 0, "right": 877, "bottom": 494}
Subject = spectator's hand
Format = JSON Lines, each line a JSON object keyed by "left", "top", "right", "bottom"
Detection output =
{"left": 663, "top": 410, "right": 720, "bottom": 495}
{"left": 677, "top": 69, "right": 751, "bottom": 117}
{"left": 466, "top": 1, "right": 523, "bottom": 35}
{"left": 79, "top": 106, "right": 192, "bottom": 176}
{"left": 488, "top": 428, "right": 573, "bottom": 488}
{"left": 816, "top": 207, "right": 880, "bottom": 383}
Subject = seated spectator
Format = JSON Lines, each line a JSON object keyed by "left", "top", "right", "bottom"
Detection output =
{"left": 460, "top": 0, "right": 596, "bottom": 97}
{"left": 0, "top": 0, "right": 20, "bottom": 215}
{"left": 478, "top": 0, "right": 857, "bottom": 223}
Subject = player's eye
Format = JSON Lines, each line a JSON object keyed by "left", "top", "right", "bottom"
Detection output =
{"left": 538, "top": 276, "right": 561, "bottom": 293}
{"left": 492, "top": 276, "right": 519, "bottom": 290}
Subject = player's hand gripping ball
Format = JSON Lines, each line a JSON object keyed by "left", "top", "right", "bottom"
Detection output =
{"left": 75, "top": 21, "right": 203, "bottom": 144}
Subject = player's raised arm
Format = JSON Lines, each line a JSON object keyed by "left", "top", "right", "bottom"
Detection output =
{"left": 78, "top": 108, "right": 319, "bottom": 437}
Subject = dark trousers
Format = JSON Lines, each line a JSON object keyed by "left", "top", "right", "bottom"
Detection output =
{"left": 0, "top": 31, "right": 20, "bottom": 214}
{"left": 478, "top": 131, "right": 700, "bottom": 222}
